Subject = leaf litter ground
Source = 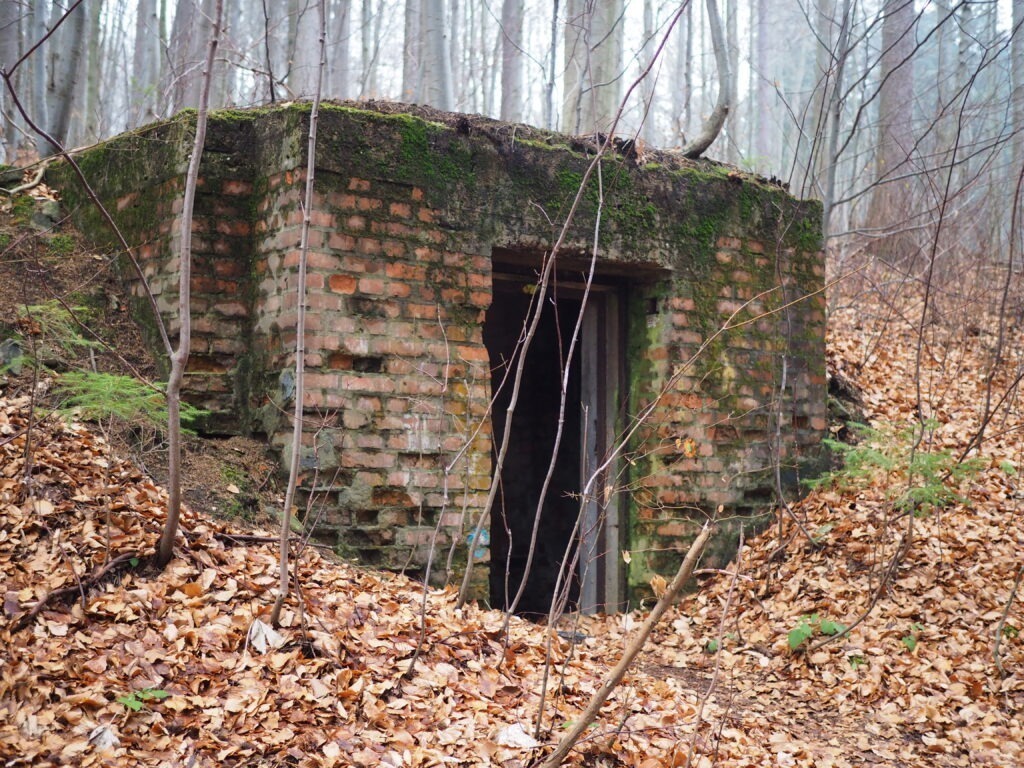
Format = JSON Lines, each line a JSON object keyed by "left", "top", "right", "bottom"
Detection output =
{"left": 2, "top": 268, "right": 1023, "bottom": 767}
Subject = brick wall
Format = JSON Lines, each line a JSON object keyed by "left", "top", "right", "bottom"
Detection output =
{"left": 53, "top": 104, "right": 826, "bottom": 605}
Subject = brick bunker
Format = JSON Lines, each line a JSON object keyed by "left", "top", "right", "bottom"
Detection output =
{"left": 53, "top": 103, "right": 826, "bottom": 611}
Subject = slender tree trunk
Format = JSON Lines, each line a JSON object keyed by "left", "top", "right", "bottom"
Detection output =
{"left": 542, "top": 0, "right": 559, "bottom": 129}
{"left": 156, "top": 0, "right": 223, "bottom": 569}
{"left": 1011, "top": 1, "right": 1023, "bottom": 178}
{"left": 754, "top": 0, "right": 772, "bottom": 169}
{"left": 271, "top": 0, "right": 327, "bottom": 629}
{"left": 499, "top": 0, "right": 523, "bottom": 121}
{"left": 724, "top": 0, "right": 738, "bottom": 162}
{"left": 536, "top": 524, "right": 712, "bottom": 768}
{"left": 638, "top": 0, "right": 656, "bottom": 143}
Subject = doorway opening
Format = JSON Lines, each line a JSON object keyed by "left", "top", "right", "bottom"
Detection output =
{"left": 484, "top": 258, "right": 625, "bottom": 616}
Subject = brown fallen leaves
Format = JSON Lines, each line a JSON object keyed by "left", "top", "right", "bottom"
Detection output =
{"left": 2, "top": 272, "right": 1023, "bottom": 766}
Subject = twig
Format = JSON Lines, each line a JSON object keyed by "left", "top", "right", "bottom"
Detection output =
{"left": 533, "top": 522, "right": 712, "bottom": 768}
{"left": 684, "top": 526, "right": 743, "bottom": 768}
{"left": 10, "top": 551, "right": 140, "bottom": 631}
{"left": 0, "top": 160, "right": 49, "bottom": 195}
{"left": 806, "top": 509, "right": 908, "bottom": 652}
{"left": 993, "top": 562, "right": 1024, "bottom": 679}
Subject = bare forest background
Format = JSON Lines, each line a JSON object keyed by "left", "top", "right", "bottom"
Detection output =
{"left": 1, "top": 0, "right": 1023, "bottom": 267}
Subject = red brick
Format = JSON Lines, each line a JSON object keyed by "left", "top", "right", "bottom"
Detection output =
{"left": 386, "top": 262, "right": 426, "bottom": 281}
{"left": 358, "top": 238, "right": 382, "bottom": 255}
{"left": 329, "top": 232, "right": 356, "bottom": 250}
{"left": 457, "top": 345, "right": 489, "bottom": 362}
{"left": 389, "top": 202, "right": 412, "bottom": 218}
{"left": 328, "top": 274, "right": 357, "bottom": 293}
{"left": 346, "top": 215, "right": 367, "bottom": 230}
{"left": 348, "top": 178, "right": 371, "bottom": 191}
{"left": 358, "top": 277, "right": 385, "bottom": 295}
{"left": 382, "top": 240, "right": 406, "bottom": 258}
{"left": 357, "top": 197, "right": 383, "bottom": 211}
{"left": 310, "top": 209, "right": 335, "bottom": 227}
{"left": 222, "top": 179, "right": 253, "bottom": 196}
{"left": 410, "top": 187, "right": 424, "bottom": 201}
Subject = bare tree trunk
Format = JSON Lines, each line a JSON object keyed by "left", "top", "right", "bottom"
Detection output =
{"left": 542, "top": 0, "right": 559, "bottom": 129}
{"left": 164, "top": 0, "right": 215, "bottom": 113}
{"left": 81, "top": 0, "right": 103, "bottom": 142}
{"left": 562, "top": 0, "right": 624, "bottom": 134}
{"left": 423, "top": 0, "right": 453, "bottom": 109}
{"left": 499, "top": 0, "right": 523, "bottom": 121}
{"left": 822, "top": 0, "right": 853, "bottom": 239}
{"left": 330, "top": 0, "right": 352, "bottom": 100}
{"left": 271, "top": 0, "right": 327, "bottom": 628}
{"left": 0, "top": 0, "right": 21, "bottom": 163}
{"left": 754, "top": 0, "right": 772, "bottom": 168}
{"left": 156, "top": 0, "right": 223, "bottom": 569}
{"left": 638, "top": 0, "right": 656, "bottom": 143}
{"left": 291, "top": 0, "right": 320, "bottom": 97}
{"left": 1013, "top": 1, "right": 1024, "bottom": 175}
{"left": 402, "top": 0, "right": 420, "bottom": 101}
{"left": 682, "top": 0, "right": 730, "bottom": 158}
{"left": 133, "top": 0, "right": 160, "bottom": 125}
{"left": 360, "top": 0, "right": 378, "bottom": 97}
{"left": 30, "top": 0, "right": 48, "bottom": 155}
{"left": 724, "top": 0, "right": 739, "bottom": 162}
{"left": 866, "top": 0, "right": 916, "bottom": 244}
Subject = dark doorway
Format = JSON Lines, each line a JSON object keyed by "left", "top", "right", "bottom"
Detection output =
{"left": 484, "top": 263, "right": 625, "bottom": 616}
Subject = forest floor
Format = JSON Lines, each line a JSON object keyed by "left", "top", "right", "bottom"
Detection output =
{"left": 1, "top": 189, "right": 1023, "bottom": 766}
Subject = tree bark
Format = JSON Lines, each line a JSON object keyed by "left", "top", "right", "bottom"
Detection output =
{"left": 753, "top": 0, "right": 772, "bottom": 169}
{"left": 1012, "top": 1, "right": 1024, "bottom": 176}
{"left": 423, "top": 0, "right": 453, "bottom": 110}
{"left": 156, "top": 0, "right": 223, "bottom": 568}
{"left": 271, "top": 0, "right": 327, "bottom": 628}
{"left": 133, "top": 0, "right": 160, "bottom": 125}
{"left": 638, "top": 0, "right": 656, "bottom": 143}
{"left": 164, "top": 0, "right": 215, "bottom": 113}
{"left": 0, "top": 0, "right": 21, "bottom": 163}
{"left": 329, "top": 0, "right": 352, "bottom": 100}
{"left": 290, "top": 0, "right": 320, "bottom": 97}
{"left": 866, "top": 0, "right": 916, "bottom": 240}
{"left": 499, "top": 0, "right": 524, "bottom": 121}
{"left": 30, "top": 0, "right": 48, "bottom": 155}
{"left": 499, "top": 0, "right": 523, "bottom": 122}
{"left": 562, "top": 0, "right": 624, "bottom": 134}
{"left": 682, "top": 0, "right": 730, "bottom": 158}
{"left": 402, "top": 0, "right": 420, "bottom": 102}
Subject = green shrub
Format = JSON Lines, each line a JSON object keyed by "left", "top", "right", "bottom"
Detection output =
{"left": 18, "top": 300, "right": 100, "bottom": 354}
{"left": 807, "top": 420, "right": 984, "bottom": 516}
{"left": 56, "top": 371, "right": 208, "bottom": 434}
